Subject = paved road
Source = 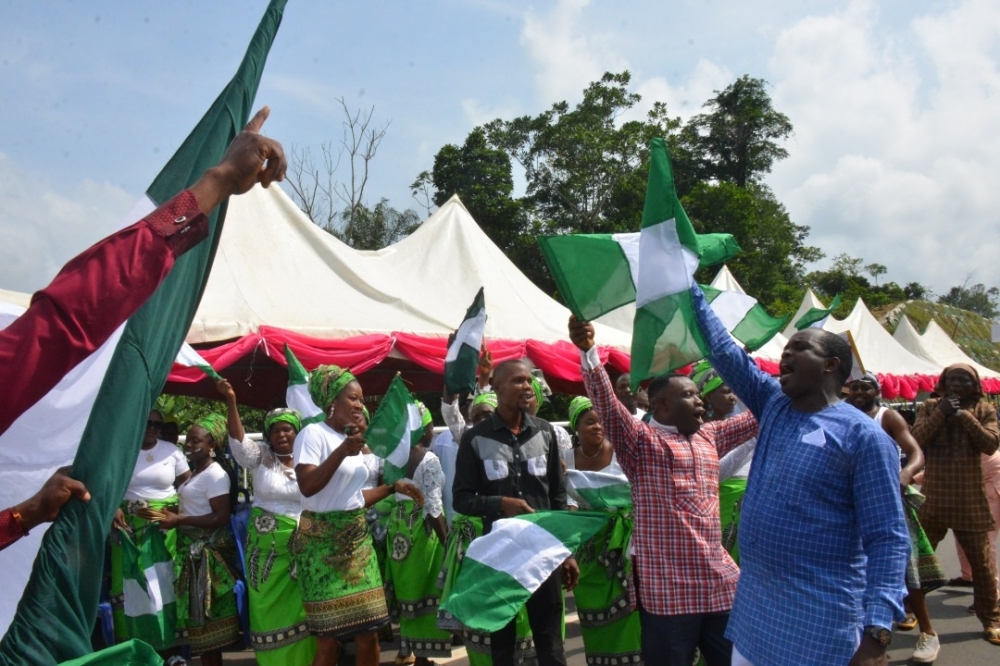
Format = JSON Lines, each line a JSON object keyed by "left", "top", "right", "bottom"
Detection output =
{"left": 212, "top": 531, "right": 997, "bottom": 665}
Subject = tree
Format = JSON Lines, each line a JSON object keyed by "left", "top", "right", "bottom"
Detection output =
{"left": 684, "top": 181, "right": 823, "bottom": 309}
{"left": 286, "top": 99, "right": 418, "bottom": 249}
{"left": 865, "top": 263, "right": 887, "bottom": 287}
{"left": 938, "top": 281, "right": 1000, "bottom": 318}
{"left": 903, "top": 282, "right": 930, "bottom": 301}
{"left": 681, "top": 75, "right": 793, "bottom": 188}
{"left": 483, "top": 71, "right": 679, "bottom": 235}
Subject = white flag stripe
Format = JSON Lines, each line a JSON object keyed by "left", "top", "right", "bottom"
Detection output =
{"left": 611, "top": 232, "right": 641, "bottom": 288}
{"left": 287, "top": 384, "right": 323, "bottom": 421}
{"left": 175, "top": 341, "right": 212, "bottom": 369}
{"left": 710, "top": 291, "right": 758, "bottom": 331}
{"left": 445, "top": 309, "right": 487, "bottom": 363}
{"left": 566, "top": 469, "right": 629, "bottom": 491}
{"left": 635, "top": 219, "right": 700, "bottom": 307}
{"left": 385, "top": 403, "right": 422, "bottom": 468}
{"left": 122, "top": 561, "right": 175, "bottom": 617}
{"left": 466, "top": 519, "right": 572, "bottom": 591}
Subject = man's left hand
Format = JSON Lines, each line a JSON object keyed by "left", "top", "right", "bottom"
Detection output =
{"left": 561, "top": 556, "right": 580, "bottom": 591}
{"left": 847, "top": 636, "right": 888, "bottom": 666}
{"left": 568, "top": 316, "right": 595, "bottom": 352}
{"left": 14, "top": 467, "right": 91, "bottom": 531}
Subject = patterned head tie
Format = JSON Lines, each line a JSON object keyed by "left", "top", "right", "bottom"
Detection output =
{"left": 471, "top": 392, "right": 498, "bottom": 410}
{"left": 308, "top": 365, "right": 357, "bottom": 411}
{"left": 195, "top": 413, "right": 228, "bottom": 449}
{"left": 568, "top": 396, "right": 594, "bottom": 431}
{"left": 934, "top": 363, "right": 983, "bottom": 400}
{"left": 691, "top": 360, "right": 723, "bottom": 398}
{"left": 265, "top": 407, "right": 301, "bottom": 435}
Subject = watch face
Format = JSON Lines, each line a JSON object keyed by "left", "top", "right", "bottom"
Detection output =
{"left": 867, "top": 626, "right": 891, "bottom": 647}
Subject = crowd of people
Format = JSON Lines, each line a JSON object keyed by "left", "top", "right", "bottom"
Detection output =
{"left": 2, "top": 109, "right": 999, "bottom": 666}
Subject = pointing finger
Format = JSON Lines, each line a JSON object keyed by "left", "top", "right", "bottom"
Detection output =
{"left": 245, "top": 106, "right": 270, "bottom": 134}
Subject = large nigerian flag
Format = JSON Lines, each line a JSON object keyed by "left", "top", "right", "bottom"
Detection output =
{"left": 444, "top": 287, "right": 486, "bottom": 396}
{"left": 440, "top": 511, "right": 609, "bottom": 632}
{"left": 538, "top": 230, "right": 740, "bottom": 322}
{"left": 365, "top": 375, "right": 423, "bottom": 484}
{"left": 0, "top": 1, "right": 286, "bottom": 661}
{"left": 284, "top": 344, "right": 325, "bottom": 426}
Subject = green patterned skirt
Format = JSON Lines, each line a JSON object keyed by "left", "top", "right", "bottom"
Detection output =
{"left": 903, "top": 486, "right": 946, "bottom": 592}
{"left": 174, "top": 525, "right": 241, "bottom": 654}
{"left": 245, "top": 508, "right": 316, "bottom": 665}
{"left": 384, "top": 498, "right": 452, "bottom": 658}
{"left": 110, "top": 497, "right": 178, "bottom": 647}
{"left": 437, "top": 514, "right": 534, "bottom": 666}
{"left": 719, "top": 478, "right": 746, "bottom": 565}
{"left": 574, "top": 509, "right": 643, "bottom": 666}
{"left": 291, "top": 508, "right": 389, "bottom": 640}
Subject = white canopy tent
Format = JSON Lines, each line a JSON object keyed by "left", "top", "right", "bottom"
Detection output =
{"left": 893, "top": 315, "right": 1000, "bottom": 379}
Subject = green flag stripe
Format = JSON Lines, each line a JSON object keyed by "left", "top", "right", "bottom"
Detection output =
{"left": 733, "top": 305, "right": 791, "bottom": 352}
{"left": 284, "top": 343, "right": 309, "bottom": 385}
{"left": 537, "top": 233, "right": 637, "bottom": 321}
{"left": 631, "top": 291, "right": 709, "bottom": 378}
{"left": 440, "top": 557, "right": 533, "bottom": 632}
{"left": 0, "top": 2, "right": 286, "bottom": 662}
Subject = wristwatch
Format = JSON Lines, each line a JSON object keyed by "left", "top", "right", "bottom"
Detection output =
{"left": 863, "top": 625, "right": 892, "bottom": 648}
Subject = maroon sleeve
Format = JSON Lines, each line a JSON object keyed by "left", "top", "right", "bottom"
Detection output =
{"left": 0, "top": 191, "right": 208, "bottom": 436}
{"left": 0, "top": 509, "right": 27, "bottom": 553}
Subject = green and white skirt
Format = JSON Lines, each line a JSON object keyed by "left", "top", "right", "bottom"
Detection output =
{"left": 245, "top": 508, "right": 316, "bottom": 665}
{"left": 174, "top": 525, "right": 242, "bottom": 654}
{"left": 110, "top": 497, "right": 179, "bottom": 648}
{"left": 903, "top": 486, "right": 946, "bottom": 592}
{"left": 291, "top": 508, "right": 389, "bottom": 640}
{"left": 437, "top": 514, "right": 534, "bottom": 666}
{"left": 384, "top": 498, "right": 452, "bottom": 658}
{"left": 574, "top": 509, "right": 643, "bottom": 666}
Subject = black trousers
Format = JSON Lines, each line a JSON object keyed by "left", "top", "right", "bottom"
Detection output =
{"left": 491, "top": 568, "right": 566, "bottom": 666}
{"left": 639, "top": 609, "right": 732, "bottom": 666}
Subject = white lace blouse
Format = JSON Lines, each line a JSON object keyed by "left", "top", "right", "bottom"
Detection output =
{"left": 229, "top": 435, "right": 302, "bottom": 519}
{"left": 394, "top": 451, "right": 445, "bottom": 519}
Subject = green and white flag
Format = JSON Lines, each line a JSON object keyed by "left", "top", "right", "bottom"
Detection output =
{"left": 119, "top": 527, "right": 175, "bottom": 650}
{"left": 174, "top": 342, "right": 223, "bottom": 381}
{"left": 537, "top": 228, "right": 740, "bottom": 322}
{"left": 440, "top": 511, "right": 609, "bottom": 632}
{"left": 444, "top": 287, "right": 486, "bottom": 395}
{"left": 701, "top": 285, "right": 789, "bottom": 352}
{"left": 629, "top": 138, "right": 714, "bottom": 389}
{"left": 565, "top": 470, "right": 632, "bottom": 510}
{"left": 795, "top": 293, "right": 841, "bottom": 330}
{"left": 284, "top": 344, "right": 324, "bottom": 426}
{"left": 365, "top": 375, "right": 423, "bottom": 484}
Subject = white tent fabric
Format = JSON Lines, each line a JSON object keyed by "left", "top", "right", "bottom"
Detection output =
{"left": 782, "top": 287, "right": 828, "bottom": 338}
{"left": 189, "top": 186, "right": 632, "bottom": 349}
{"left": 0, "top": 289, "right": 28, "bottom": 331}
{"left": 817, "top": 298, "right": 941, "bottom": 377}
{"left": 893, "top": 315, "right": 1000, "bottom": 379}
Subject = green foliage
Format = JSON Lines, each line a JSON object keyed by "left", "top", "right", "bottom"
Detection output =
{"left": 155, "top": 394, "right": 266, "bottom": 435}
{"left": 679, "top": 75, "right": 793, "bottom": 188}
{"left": 685, "top": 181, "right": 822, "bottom": 308}
{"left": 807, "top": 254, "right": 910, "bottom": 314}
{"left": 938, "top": 282, "right": 999, "bottom": 319}
{"left": 335, "top": 199, "right": 420, "bottom": 250}
{"left": 895, "top": 301, "right": 1000, "bottom": 372}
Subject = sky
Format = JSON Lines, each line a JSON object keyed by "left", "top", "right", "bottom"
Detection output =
{"left": 2, "top": 0, "right": 999, "bottom": 301}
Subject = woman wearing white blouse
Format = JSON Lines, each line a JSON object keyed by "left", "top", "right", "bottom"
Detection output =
{"left": 218, "top": 380, "right": 317, "bottom": 666}
{"left": 292, "top": 365, "right": 422, "bottom": 666}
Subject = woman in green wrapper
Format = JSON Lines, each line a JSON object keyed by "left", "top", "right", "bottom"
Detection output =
{"left": 562, "top": 396, "right": 643, "bottom": 665}
{"left": 292, "top": 365, "right": 423, "bottom": 666}
{"left": 140, "top": 413, "right": 241, "bottom": 666}
{"left": 110, "top": 410, "right": 190, "bottom": 650}
{"left": 384, "top": 402, "right": 452, "bottom": 664}
{"left": 691, "top": 361, "right": 756, "bottom": 564}
{"left": 216, "top": 380, "right": 317, "bottom": 666}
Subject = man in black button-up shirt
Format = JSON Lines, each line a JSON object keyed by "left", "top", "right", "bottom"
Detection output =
{"left": 453, "top": 359, "right": 576, "bottom": 666}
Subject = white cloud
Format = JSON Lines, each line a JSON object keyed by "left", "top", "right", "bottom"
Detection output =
{"left": 0, "top": 152, "right": 133, "bottom": 294}
{"left": 460, "top": 97, "right": 523, "bottom": 128}
{"left": 632, "top": 59, "right": 735, "bottom": 123}
{"left": 520, "top": 0, "right": 628, "bottom": 104}
{"left": 768, "top": 0, "right": 1000, "bottom": 293}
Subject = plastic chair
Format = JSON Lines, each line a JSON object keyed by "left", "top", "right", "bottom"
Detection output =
{"left": 230, "top": 507, "right": 252, "bottom": 648}
{"left": 96, "top": 602, "right": 115, "bottom": 647}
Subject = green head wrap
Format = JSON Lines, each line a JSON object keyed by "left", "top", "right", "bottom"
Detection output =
{"left": 471, "top": 392, "right": 498, "bottom": 410}
{"left": 195, "top": 413, "right": 228, "bottom": 448}
{"left": 531, "top": 375, "right": 545, "bottom": 406}
{"left": 308, "top": 365, "right": 357, "bottom": 411}
{"left": 691, "top": 360, "right": 724, "bottom": 398}
{"left": 265, "top": 408, "right": 301, "bottom": 436}
{"left": 416, "top": 401, "right": 433, "bottom": 428}
{"left": 568, "top": 396, "right": 594, "bottom": 431}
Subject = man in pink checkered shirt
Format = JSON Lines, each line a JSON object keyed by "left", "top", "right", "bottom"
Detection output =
{"left": 570, "top": 317, "right": 758, "bottom": 666}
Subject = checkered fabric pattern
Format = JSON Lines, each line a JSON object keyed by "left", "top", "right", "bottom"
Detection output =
{"left": 691, "top": 286, "right": 910, "bottom": 666}
{"left": 581, "top": 348, "right": 756, "bottom": 615}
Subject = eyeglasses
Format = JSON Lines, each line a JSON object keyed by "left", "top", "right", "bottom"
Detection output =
{"left": 146, "top": 420, "right": 164, "bottom": 429}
